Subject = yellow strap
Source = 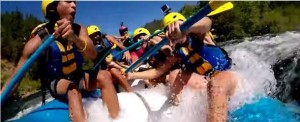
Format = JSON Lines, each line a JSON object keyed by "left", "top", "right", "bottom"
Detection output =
{"left": 189, "top": 53, "right": 201, "bottom": 64}
{"left": 112, "top": 44, "right": 117, "bottom": 49}
{"left": 106, "top": 54, "right": 113, "bottom": 63}
{"left": 211, "top": 71, "right": 221, "bottom": 77}
{"left": 63, "top": 63, "right": 77, "bottom": 75}
{"left": 181, "top": 47, "right": 189, "bottom": 56}
{"left": 196, "top": 62, "right": 213, "bottom": 75}
{"left": 208, "top": 32, "right": 214, "bottom": 40}
{"left": 121, "top": 68, "right": 126, "bottom": 75}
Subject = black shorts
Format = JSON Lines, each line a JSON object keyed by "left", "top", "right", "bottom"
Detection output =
{"left": 48, "top": 71, "right": 85, "bottom": 102}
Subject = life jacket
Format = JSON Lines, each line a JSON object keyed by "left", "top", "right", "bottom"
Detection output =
{"left": 175, "top": 34, "right": 231, "bottom": 76}
{"left": 31, "top": 23, "right": 84, "bottom": 81}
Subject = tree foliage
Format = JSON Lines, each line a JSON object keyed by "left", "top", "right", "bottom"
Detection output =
{"left": 1, "top": 11, "right": 43, "bottom": 97}
{"left": 142, "top": 1, "right": 300, "bottom": 41}
{"left": 143, "top": 19, "right": 161, "bottom": 34}
{"left": 1, "top": 11, "right": 42, "bottom": 63}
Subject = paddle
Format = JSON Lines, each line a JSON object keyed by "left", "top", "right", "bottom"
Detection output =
{"left": 125, "top": 1, "right": 234, "bottom": 73}
{"left": 92, "top": 44, "right": 117, "bottom": 71}
{"left": 207, "top": 2, "right": 234, "bottom": 16}
{"left": 1, "top": 35, "right": 56, "bottom": 104}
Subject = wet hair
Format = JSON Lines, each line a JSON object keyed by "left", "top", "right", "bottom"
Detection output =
{"left": 45, "top": 1, "right": 60, "bottom": 21}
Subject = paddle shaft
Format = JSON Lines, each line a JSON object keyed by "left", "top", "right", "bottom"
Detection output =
{"left": 113, "top": 30, "right": 164, "bottom": 58}
{"left": 113, "top": 39, "right": 143, "bottom": 57}
{"left": 1, "top": 35, "right": 56, "bottom": 104}
{"left": 92, "top": 47, "right": 114, "bottom": 71}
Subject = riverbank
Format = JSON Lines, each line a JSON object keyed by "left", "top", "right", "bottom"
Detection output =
{"left": 1, "top": 59, "right": 40, "bottom": 99}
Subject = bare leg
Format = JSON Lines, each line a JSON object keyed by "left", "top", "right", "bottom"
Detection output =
{"left": 56, "top": 79, "right": 86, "bottom": 122}
{"left": 96, "top": 70, "right": 120, "bottom": 118}
{"left": 67, "top": 83, "right": 86, "bottom": 122}
{"left": 207, "top": 71, "right": 237, "bottom": 122}
{"left": 168, "top": 69, "right": 193, "bottom": 105}
{"left": 84, "top": 70, "right": 120, "bottom": 119}
{"left": 109, "top": 68, "right": 133, "bottom": 92}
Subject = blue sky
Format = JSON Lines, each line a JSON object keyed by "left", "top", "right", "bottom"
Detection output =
{"left": 1, "top": 1, "right": 197, "bottom": 36}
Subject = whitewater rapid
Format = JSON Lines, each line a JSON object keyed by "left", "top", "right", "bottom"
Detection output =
{"left": 83, "top": 31, "right": 300, "bottom": 122}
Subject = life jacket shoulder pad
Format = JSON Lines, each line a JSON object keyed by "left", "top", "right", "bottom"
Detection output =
{"left": 31, "top": 23, "right": 49, "bottom": 40}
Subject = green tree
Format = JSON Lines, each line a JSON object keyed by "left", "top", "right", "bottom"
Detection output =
{"left": 141, "top": 1, "right": 300, "bottom": 41}
{"left": 179, "top": 4, "right": 196, "bottom": 18}
{"left": 1, "top": 11, "right": 42, "bottom": 63}
{"left": 1, "top": 10, "right": 43, "bottom": 97}
{"left": 143, "top": 19, "right": 161, "bottom": 33}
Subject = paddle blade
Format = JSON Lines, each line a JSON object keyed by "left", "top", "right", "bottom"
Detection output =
{"left": 208, "top": 2, "right": 234, "bottom": 16}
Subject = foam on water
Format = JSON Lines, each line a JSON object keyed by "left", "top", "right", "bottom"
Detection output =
{"left": 224, "top": 31, "right": 300, "bottom": 64}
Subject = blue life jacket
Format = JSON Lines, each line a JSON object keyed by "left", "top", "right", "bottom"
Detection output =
{"left": 45, "top": 41, "right": 83, "bottom": 80}
{"left": 31, "top": 23, "right": 84, "bottom": 81}
{"left": 175, "top": 36, "right": 231, "bottom": 76}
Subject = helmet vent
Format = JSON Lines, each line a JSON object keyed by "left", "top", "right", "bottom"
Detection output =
{"left": 173, "top": 15, "right": 177, "bottom": 19}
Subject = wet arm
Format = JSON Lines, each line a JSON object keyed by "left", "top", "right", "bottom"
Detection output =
{"left": 186, "top": 17, "right": 212, "bottom": 37}
{"left": 149, "top": 36, "right": 161, "bottom": 46}
{"left": 106, "top": 35, "right": 127, "bottom": 50}
{"left": 128, "top": 56, "right": 179, "bottom": 80}
{"left": 107, "top": 61, "right": 125, "bottom": 70}
{"left": 149, "top": 36, "right": 172, "bottom": 55}
{"left": 1, "top": 36, "right": 42, "bottom": 95}
{"left": 74, "top": 25, "right": 97, "bottom": 60}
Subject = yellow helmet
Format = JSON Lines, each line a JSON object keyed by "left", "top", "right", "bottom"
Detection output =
{"left": 87, "top": 25, "right": 101, "bottom": 36}
{"left": 42, "top": 0, "right": 58, "bottom": 20}
{"left": 162, "top": 12, "right": 186, "bottom": 29}
{"left": 133, "top": 28, "right": 150, "bottom": 38}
